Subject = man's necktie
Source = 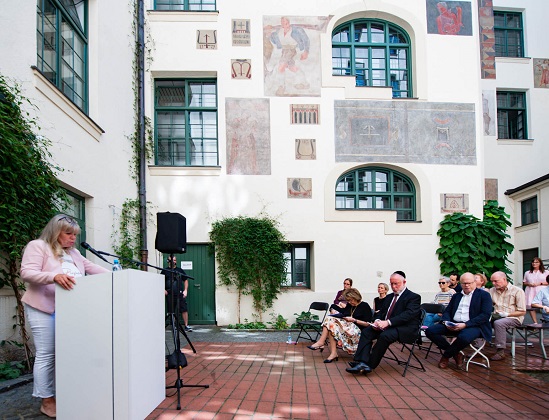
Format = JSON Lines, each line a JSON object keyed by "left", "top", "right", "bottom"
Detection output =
{"left": 385, "top": 294, "right": 399, "bottom": 320}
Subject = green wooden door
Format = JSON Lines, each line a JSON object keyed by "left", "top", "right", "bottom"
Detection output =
{"left": 178, "top": 244, "right": 216, "bottom": 325}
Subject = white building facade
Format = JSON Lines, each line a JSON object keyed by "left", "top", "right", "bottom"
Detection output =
{"left": 1, "top": 1, "right": 548, "bottom": 331}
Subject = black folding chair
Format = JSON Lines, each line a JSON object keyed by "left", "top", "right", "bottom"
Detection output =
{"left": 385, "top": 308, "right": 426, "bottom": 377}
{"left": 420, "top": 303, "right": 446, "bottom": 358}
{"left": 294, "top": 302, "right": 329, "bottom": 344}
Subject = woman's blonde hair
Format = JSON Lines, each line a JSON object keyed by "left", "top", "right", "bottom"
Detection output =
{"left": 342, "top": 288, "right": 362, "bottom": 303}
{"left": 378, "top": 283, "right": 389, "bottom": 293}
{"left": 39, "top": 214, "right": 80, "bottom": 258}
{"left": 474, "top": 273, "right": 488, "bottom": 287}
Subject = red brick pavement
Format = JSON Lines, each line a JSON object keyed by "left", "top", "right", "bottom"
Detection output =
{"left": 147, "top": 341, "right": 549, "bottom": 419}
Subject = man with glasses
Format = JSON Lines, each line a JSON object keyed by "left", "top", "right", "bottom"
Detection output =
{"left": 489, "top": 271, "right": 526, "bottom": 361}
{"left": 425, "top": 272, "right": 492, "bottom": 369}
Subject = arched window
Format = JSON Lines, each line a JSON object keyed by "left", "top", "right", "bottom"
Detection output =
{"left": 335, "top": 167, "right": 416, "bottom": 221}
{"left": 332, "top": 19, "right": 411, "bottom": 98}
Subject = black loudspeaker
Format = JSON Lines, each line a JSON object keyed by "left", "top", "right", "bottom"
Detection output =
{"left": 155, "top": 212, "right": 187, "bottom": 254}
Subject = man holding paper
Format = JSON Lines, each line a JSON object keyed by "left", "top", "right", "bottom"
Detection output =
{"left": 425, "top": 272, "right": 492, "bottom": 369}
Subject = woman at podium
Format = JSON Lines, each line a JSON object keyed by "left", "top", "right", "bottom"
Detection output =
{"left": 20, "top": 214, "right": 109, "bottom": 418}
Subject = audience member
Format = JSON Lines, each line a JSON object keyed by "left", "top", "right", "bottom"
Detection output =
{"left": 489, "top": 271, "right": 526, "bottom": 361}
{"left": 523, "top": 258, "right": 548, "bottom": 323}
{"left": 425, "top": 272, "right": 492, "bottom": 369}
{"left": 531, "top": 286, "right": 549, "bottom": 323}
{"left": 374, "top": 282, "right": 389, "bottom": 314}
{"left": 423, "top": 276, "right": 455, "bottom": 327}
{"left": 346, "top": 271, "right": 421, "bottom": 375}
{"left": 330, "top": 278, "right": 352, "bottom": 313}
{"left": 474, "top": 273, "right": 488, "bottom": 290}
{"left": 448, "top": 272, "right": 462, "bottom": 293}
{"left": 308, "top": 288, "right": 372, "bottom": 363}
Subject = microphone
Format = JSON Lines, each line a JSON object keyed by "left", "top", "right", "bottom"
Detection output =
{"left": 81, "top": 242, "right": 111, "bottom": 264}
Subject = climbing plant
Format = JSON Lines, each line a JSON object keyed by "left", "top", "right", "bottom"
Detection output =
{"left": 209, "top": 215, "right": 288, "bottom": 322}
{"left": 436, "top": 200, "right": 514, "bottom": 280}
{"left": 0, "top": 74, "right": 68, "bottom": 369}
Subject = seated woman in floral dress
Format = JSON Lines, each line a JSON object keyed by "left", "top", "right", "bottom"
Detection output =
{"left": 307, "top": 288, "right": 372, "bottom": 363}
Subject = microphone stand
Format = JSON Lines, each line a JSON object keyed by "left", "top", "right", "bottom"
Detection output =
{"left": 164, "top": 253, "right": 209, "bottom": 410}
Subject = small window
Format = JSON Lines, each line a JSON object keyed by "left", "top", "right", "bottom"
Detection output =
{"left": 283, "top": 244, "right": 310, "bottom": 288}
{"left": 154, "top": 79, "right": 218, "bottom": 166}
{"left": 153, "top": 0, "right": 216, "bottom": 11}
{"left": 335, "top": 167, "right": 416, "bottom": 221}
{"left": 494, "top": 11, "right": 524, "bottom": 58}
{"left": 521, "top": 196, "right": 538, "bottom": 226}
{"left": 36, "top": 0, "right": 87, "bottom": 112}
{"left": 63, "top": 189, "right": 86, "bottom": 254}
{"left": 332, "top": 19, "right": 411, "bottom": 98}
{"left": 497, "top": 91, "right": 527, "bottom": 139}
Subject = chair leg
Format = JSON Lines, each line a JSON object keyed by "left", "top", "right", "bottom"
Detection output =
{"left": 464, "top": 340, "right": 490, "bottom": 372}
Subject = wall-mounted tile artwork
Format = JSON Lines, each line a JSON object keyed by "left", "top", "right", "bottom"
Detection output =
{"left": 295, "top": 139, "right": 316, "bottom": 160}
{"left": 440, "top": 193, "right": 469, "bottom": 213}
{"left": 231, "top": 59, "right": 252, "bottom": 79}
{"left": 197, "top": 30, "right": 217, "bottom": 49}
{"left": 287, "top": 178, "right": 312, "bottom": 198}
{"left": 291, "top": 104, "right": 319, "bottom": 124}
{"left": 232, "top": 19, "right": 251, "bottom": 46}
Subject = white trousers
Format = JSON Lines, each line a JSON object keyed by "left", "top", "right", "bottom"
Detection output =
{"left": 25, "top": 304, "right": 55, "bottom": 398}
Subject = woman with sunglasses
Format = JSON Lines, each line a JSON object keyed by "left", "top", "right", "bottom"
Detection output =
{"left": 308, "top": 288, "right": 372, "bottom": 363}
{"left": 20, "top": 214, "right": 109, "bottom": 418}
{"left": 423, "top": 277, "right": 456, "bottom": 327}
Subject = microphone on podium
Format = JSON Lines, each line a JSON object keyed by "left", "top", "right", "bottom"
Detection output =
{"left": 80, "top": 242, "right": 111, "bottom": 264}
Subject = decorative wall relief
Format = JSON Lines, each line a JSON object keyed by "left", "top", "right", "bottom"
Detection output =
{"left": 231, "top": 59, "right": 252, "bottom": 79}
{"left": 295, "top": 139, "right": 316, "bottom": 160}
{"left": 478, "top": 0, "right": 496, "bottom": 79}
{"left": 440, "top": 193, "right": 469, "bottom": 213}
{"left": 287, "top": 178, "right": 312, "bottom": 198}
{"left": 263, "top": 15, "right": 331, "bottom": 97}
{"left": 533, "top": 59, "right": 549, "bottom": 88}
{"left": 291, "top": 104, "right": 319, "bottom": 124}
{"left": 427, "top": 1, "right": 473, "bottom": 36}
{"left": 197, "top": 30, "right": 217, "bottom": 49}
{"left": 334, "top": 100, "right": 476, "bottom": 165}
{"left": 226, "top": 98, "right": 271, "bottom": 175}
{"left": 482, "top": 90, "right": 496, "bottom": 136}
{"left": 232, "top": 19, "right": 251, "bottom": 46}
{"left": 485, "top": 179, "right": 498, "bottom": 201}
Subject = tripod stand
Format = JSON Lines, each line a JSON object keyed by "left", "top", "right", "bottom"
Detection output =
{"left": 164, "top": 254, "right": 209, "bottom": 410}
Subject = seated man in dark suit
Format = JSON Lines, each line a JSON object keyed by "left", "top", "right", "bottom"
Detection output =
{"left": 425, "top": 272, "right": 492, "bottom": 369}
{"left": 346, "top": 271, "right": 421, "bottom": 375}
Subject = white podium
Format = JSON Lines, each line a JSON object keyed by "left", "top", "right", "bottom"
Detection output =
{"left": 56, "top": 269, "right": 165, "bottom": 420}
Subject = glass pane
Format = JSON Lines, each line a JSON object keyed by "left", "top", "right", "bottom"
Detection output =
{"left": 375, "top": 172, "right": 388, "bottom": 192}
{"left": 376, "top": 196, "right": 389, "bottom": 209}
{"left": 332, "top": 27, "right": 349, "bottom": 43}
{"left": 394, "top": 196, "right": 411, "bottom": 208}
{"left": 371, "top": 23, "right": 385, "bottom": 43}
{"left": 389, "top": 28, "right": 406, "bottom": 43}
{"left": 354, "top": 23, "right": 368, "bottom": 42}
{"left": 358, "top": 196, "right": 373, "bottom": 209}
{"left": 506, "top": 13, "right": 521, "bottom": 29}
{"left": 157, "top": 81, "right": 185, "bottom": 106}
{"left": 397, "top": 210, "right": 413, "bottom": 221}
{"left": 295, "top": 247, "right": 307, "bottom": 259}
{"left": 393, "top": 175, "right": 412, "bottom": 192}
{"left": 336, "top": 175, "right": 354, "bottom": 192}
{"left": 190, "top": 82, "right": 216, "bottom": 107}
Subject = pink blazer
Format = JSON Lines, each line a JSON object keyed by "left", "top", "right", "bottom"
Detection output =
{"left": 21, "top": 239, "right": 109, "bottom": 314}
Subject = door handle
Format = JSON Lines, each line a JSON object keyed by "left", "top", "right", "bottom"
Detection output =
{"left": 194, "top": 284, "right": 201, "bottom": 289}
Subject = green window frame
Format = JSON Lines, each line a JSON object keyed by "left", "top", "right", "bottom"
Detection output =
{"left": 36, "top": 0, "right": 88, "bottom": 112}
{"left": 63, "top": 189, "right": 86, "bottom": 254}
{"left": 154, "top": 79, "right": 218, "bottom": 166}
{"left": 494, "top": 11, "right": 524, "bottom": 58}
{"left": 283, "top": 244, "right": 310, "bottom": 288}
{"left": 332, "top": 19, "right": 412, "bottom": 98}
{"left": 521, "top": 196, "right": 538, "bottom": 226}
{"left": 497, "top": 91, "right": 527, "bottom": 139}
{"left": 153, "top": 0, "right": 216, "bottom": 10}
{"left": 335, "top": 167, "right": 416, "bottom": 221}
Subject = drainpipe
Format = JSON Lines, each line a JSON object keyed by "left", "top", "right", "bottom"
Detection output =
{"left": 137, "top": 0, "right": 148, "bottom": 268}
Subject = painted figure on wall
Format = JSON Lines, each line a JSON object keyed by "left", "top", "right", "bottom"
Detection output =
{"left": 482, "top": 90, "right": 496, "bottom": 136}
{"left": 226, "top": 99, "right": 271, "bottom": 175}
{"left": 534, "top": 59, "right": 549, "bottom": 88}
{"left": 427, "top": 1, "right": 472, "bottom": 36}
{"left": 263, "top": 15, "right": 330, "bottom": 97}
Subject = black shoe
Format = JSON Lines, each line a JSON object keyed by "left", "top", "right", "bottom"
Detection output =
{"left": 184, "top": 326, "right": 193, "bottom": 332}
{"left": 345, "top": 362, "right": 372, "bottom": 374}
{"left": 348, "top": 361, "right": 359, "bottom": 368}
{"left": 323, "top": 357, "right": 338, "bottom": 363}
